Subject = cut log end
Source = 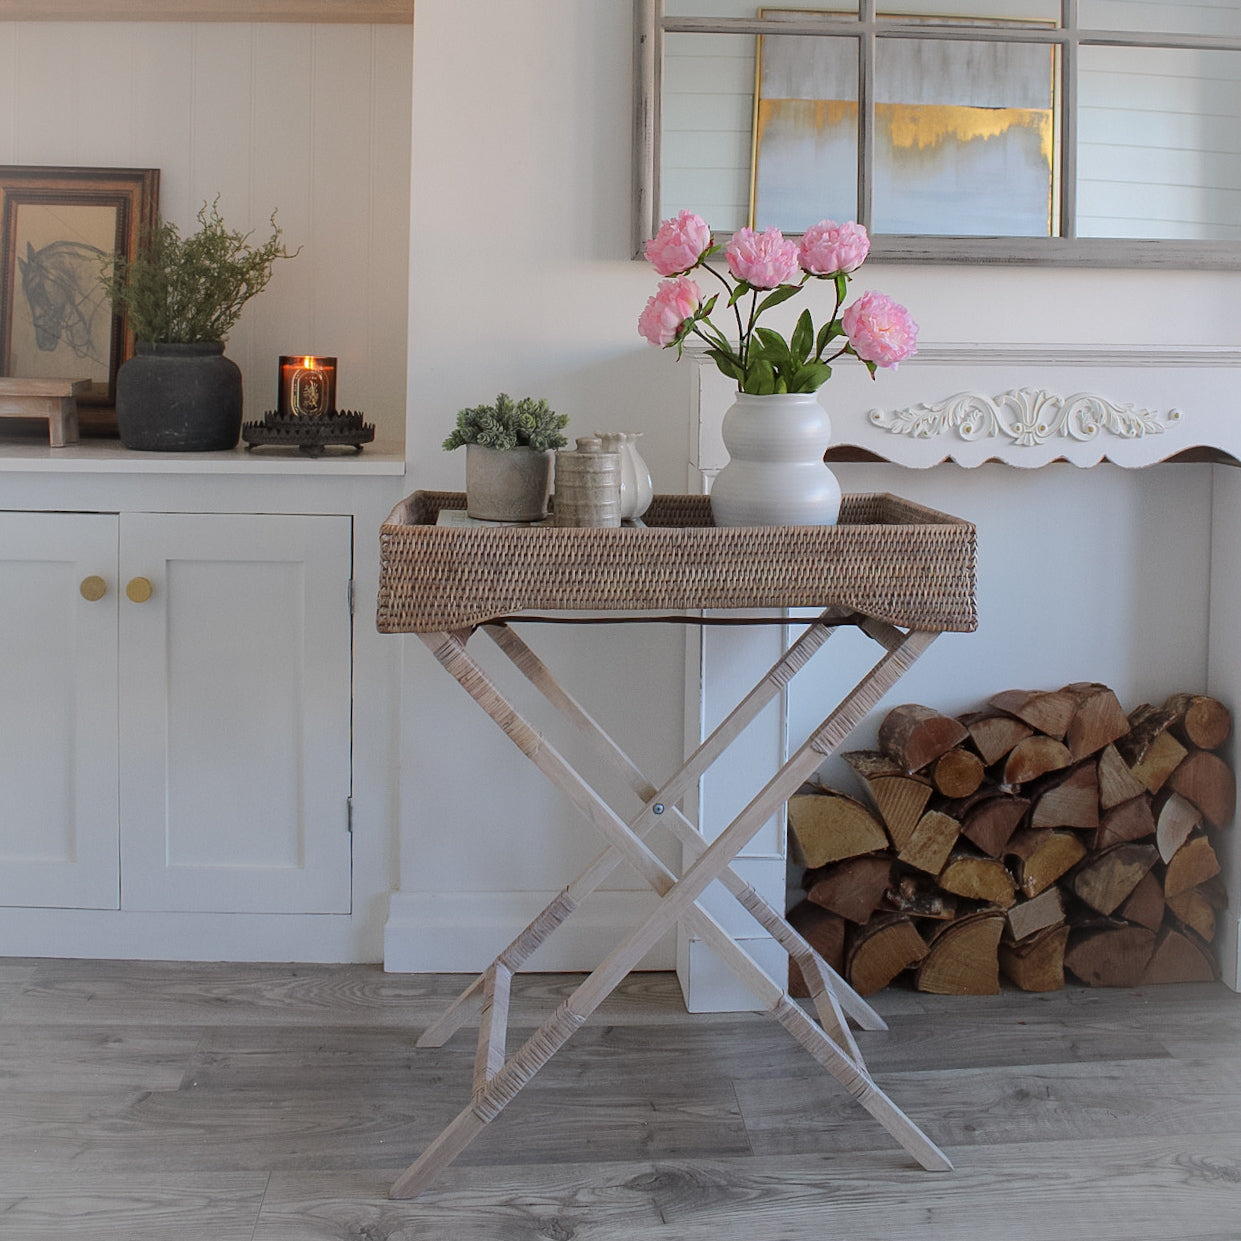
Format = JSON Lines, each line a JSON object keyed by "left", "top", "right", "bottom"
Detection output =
{"left": 878, "top": 704, "right": 969, "bottom": 775}
{"left": 1004, "top": 736, "right": 1073, "bottom": 787}
{"left": 845, "top": 914, "right": 927, "bottom": 996}
{"left": 1167, "top": 750, "right": 1235, "bottom": 831}
{"left": 804, "top": 854, "right": 893, "bottom": 924}
{"left": 1000, "top": 923, "right": 1070, "bottom": 992}
{"left": 938, "top": 852, "right": 1018, "bottom": 909}
{"left": 932, "top": 748, "right": 985, "bottom": 799}
{"left": 1063, "top": 682, "right": 1130, "bottom": 762}
{"left": 788, "top": 790, "right": 888, "bottom": 869}
{"left": 915, "top": 910, "right": 1006, "bottom": 995}
{"left": 1065, "top": 924, "right": 1157, "bottom": 988}
{"left": 1068, "top": 842, "right": 1159, "bottom": 917}
{"left": 1164, "top": 693, "right": 1232, "bottom": 752}
{"left": 1141, "top": 925, "right": 1216, "bottom": 984}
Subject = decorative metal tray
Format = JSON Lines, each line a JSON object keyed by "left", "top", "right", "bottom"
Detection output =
{"left": 242, "top": 410, "right": 375, "bottom": 456}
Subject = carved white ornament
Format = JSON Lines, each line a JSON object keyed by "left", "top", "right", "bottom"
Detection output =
{"left": 867, "top": 388, "right": 1182, "bottom": 449}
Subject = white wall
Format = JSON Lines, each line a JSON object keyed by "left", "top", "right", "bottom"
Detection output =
{"left": 0, "top": 21, "right": 411, "bottom": 439}
{"left": 395, "top": 0, "right": 695, "bottom": 970}
{"left": 394, "top": 0, "right": 1241, "bottom": 982}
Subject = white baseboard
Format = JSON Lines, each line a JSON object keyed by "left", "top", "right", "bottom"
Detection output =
{"left": 0, "top": 908, "right": 371, "bottom": 962}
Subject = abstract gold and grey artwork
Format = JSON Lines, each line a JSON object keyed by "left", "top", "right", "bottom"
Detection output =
{"left": 753, "top": 11, "right": 1058, "bottom": 237}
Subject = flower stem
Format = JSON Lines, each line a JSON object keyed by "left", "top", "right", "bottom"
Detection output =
{"left": 813, "top": 274, "right": 848, "bottom": 363}
{"left": 700, "top": 260, "right": 747, "bottom": 359}
{"left": 741, "top": 289, "right": 761, "bottom": 371}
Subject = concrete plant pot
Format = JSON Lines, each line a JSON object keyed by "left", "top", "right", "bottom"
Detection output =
{"left": 465, "top": 443, "right": 554, "bottom": 522}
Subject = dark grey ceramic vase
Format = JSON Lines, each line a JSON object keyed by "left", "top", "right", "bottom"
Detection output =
{"left": 116, "top": 340, "right": 244, "bottom": 451}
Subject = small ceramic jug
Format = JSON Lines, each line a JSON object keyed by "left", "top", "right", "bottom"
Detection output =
{"left": 553, "top": 436, "right": 622, "bottom": 527}
{"left": 598, "top": 431, "right": 653, "bottom": 521}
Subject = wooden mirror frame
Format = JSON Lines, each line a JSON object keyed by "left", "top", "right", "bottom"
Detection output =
{"left": 635, "top": 0, "right": 1241, "bottom": 268}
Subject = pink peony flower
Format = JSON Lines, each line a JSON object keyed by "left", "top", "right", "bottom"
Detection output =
{"left": 644, "top": 210, "right": 713, "bottom": 276}
{"left": 638, "top": 275, "right": 702, "bottom": 347}
{"left": 725, "top": 226, "right": 801, "bottom": 289}
{"left": 798, "top": 219, "right": 870, "bottom": 276}
{"left": 841, "top": 291, "right": 918, "bottom": 368}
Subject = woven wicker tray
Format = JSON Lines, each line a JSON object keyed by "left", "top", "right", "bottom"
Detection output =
{"left": 376, "top": 491, "right": 977, "bottom": 634}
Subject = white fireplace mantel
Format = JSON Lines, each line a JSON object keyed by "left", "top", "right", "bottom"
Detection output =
{"left": 689, "top": 344, "right": 1241, "bottom": 479}
{"left": 681, "top": 343, "right": 1241, "bottom": 1011}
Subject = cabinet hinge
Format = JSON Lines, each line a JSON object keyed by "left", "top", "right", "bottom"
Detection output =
{"left": 347, "top": 797, "right": 354, "bottom": 834}
{"left": 347, "top": 579, "right": 356, "bottom": 615}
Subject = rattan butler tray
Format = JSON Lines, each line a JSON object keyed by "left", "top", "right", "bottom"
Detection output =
{"left": 376, "top": 490, "right": 976, "bottom": 1201}
{"left": 377, "top": 490, "right": 976, "bottom": 633}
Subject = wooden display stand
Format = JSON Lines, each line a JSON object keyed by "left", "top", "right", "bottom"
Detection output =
{"left": 0, "top": 378, "right": 88, "bottom": 446}
{"left": 377, "top": 491, "right": 978, "bottom": 1199}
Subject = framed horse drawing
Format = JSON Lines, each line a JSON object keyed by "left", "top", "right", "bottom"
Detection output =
{"left": 0, "top": 166, "right": 159, "bottom": 433}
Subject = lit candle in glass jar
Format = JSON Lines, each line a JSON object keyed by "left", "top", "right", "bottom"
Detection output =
{"left": 277, "top": 355, "right": 337, "bottom": 417}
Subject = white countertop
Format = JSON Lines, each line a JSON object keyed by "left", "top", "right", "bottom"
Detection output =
{"left": 0, "top": 437, "right": 407, "bottom": 475}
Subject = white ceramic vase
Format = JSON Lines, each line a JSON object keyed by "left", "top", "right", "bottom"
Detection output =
{"left": 708, "top": 391, "right": 842, "bottom": 527}
{"left": 598, "top": 431, "right": 653, "bottom": 520}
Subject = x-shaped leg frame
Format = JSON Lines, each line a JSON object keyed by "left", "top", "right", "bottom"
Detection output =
{"left": 391, "top": 609, "right": 951, "bottom": 1199}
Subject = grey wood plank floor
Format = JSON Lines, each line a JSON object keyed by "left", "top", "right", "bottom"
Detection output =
{"left": 2, "top": 958, "right": 1241, "bottom": 1240}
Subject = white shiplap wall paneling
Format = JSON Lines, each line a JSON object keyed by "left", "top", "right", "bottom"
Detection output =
{"left": 1080, "top": 0, "right": 1241, "bottom": 37}
{"left": 661, "top": 31, "right": 756, "bottom": 231}
{"left": 1078, "top": 44, "right": 1241, "bottom": 240}
{"left": 0, "top": 20, "right": 410, "bottom": 439}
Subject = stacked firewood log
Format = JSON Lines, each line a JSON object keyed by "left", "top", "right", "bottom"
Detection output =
{"left": 787, "top": 686, "right": 1234, "bottom": 996}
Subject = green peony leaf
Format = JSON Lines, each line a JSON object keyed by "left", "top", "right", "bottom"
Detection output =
{"left": 753, "top": 327, "right": 790, "bottom": 362}
{"left": 815, "top": 319, "right": 844, "bottom": 357}
{"left": 755, "top": 284, "right": 800, "bottom": 315}
{"left": 708, "top": 348, "right": 746, "bottom": 383}
{"left": 743, "top": 359, "right": 778, "bottom": 394}
{"left": 790, "top": 309, "right": 814, "bottom": 365}
{"left": 789, "top": 360, "right": 833, "bottom": 392}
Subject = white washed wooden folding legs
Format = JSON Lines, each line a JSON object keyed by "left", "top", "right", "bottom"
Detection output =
{"left": 485, "top": 618, "right": 885, "bottom": 1044}
{"left": 416, "top": 608, "right": 882, "bottom": 1051}
{"left": 391, "top": 613, "right": 951, "bottom": 1199}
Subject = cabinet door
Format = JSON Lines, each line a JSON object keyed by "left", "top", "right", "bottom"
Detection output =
{"left": 0, "top": 512, "right": 120, "bottom": 908}
{"left": 119, "top": 513, "right": 353, "bottom": 914}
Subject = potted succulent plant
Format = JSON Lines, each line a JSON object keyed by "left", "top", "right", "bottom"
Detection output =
{"left": 99, "top": 198, "right": 298, "bottom": 451}
{"left": 443, "top": 393, "right": 569, "bottom": 521}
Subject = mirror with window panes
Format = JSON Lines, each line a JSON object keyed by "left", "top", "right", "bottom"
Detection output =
{"left": 637, "top": 1, "right": 1241, "bottom": 265}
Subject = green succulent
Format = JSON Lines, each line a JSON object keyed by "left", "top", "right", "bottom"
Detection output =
{"left": 442, "top": 393, "right": 568, "bottom": 452}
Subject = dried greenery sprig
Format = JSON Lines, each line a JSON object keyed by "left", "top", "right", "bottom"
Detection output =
{"left": 100, "top": 198, "right": 300, "bottom": 344}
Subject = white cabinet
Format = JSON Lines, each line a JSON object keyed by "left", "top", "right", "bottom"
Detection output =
{"left": 0, "top": 512, "right": 121, "bottom": 909}
{"left": 0, "top": 510, "right": 353, "bottom": 916}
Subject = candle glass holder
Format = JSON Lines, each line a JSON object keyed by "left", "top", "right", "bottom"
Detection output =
{"left": 278, "top": 355, "right": 337, "bottom": 417}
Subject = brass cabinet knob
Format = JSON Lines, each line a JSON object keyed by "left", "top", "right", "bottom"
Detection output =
{"left": 80, "top": 575, "right": 107, "bottom": 602}
{"left": 126, "top": 576, "right": 154, "bottom": 604}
